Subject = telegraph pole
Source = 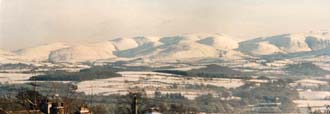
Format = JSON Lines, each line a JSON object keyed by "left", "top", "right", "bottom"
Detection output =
{"left": 131, "top": 94, "right": 138, "bottom": 114}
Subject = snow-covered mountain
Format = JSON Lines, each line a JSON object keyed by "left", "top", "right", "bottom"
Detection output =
{"left": 0, "top": 49, "right": 23, "bottom": 64}
{"left": 49, "top": 41, "right": 117, "bottom": 63}
{"left": 0, "top": 49, "right": 13, "bottom": 61}
{"left": 238, "top": 31, "right": 330, "bottom": 55}
{"left": 15, "top": 43, "right": 69, "bottom": 62}
{"left": 147, "top": 34, "right": 243, "bottom": 61}
{"left": 150, "top": 40, "right": 220, "bottom": 61}
{"left": 114, "top": 36, "right": 161, "bottom": 58}
{"left": 0, "top": 49, "right": 13, "bottom": 56}
{"left": 2, "top": 31, "right": 330, "bottom": 64}
{"left": 46, "top": 33, "right": 243, "bottom": 63}
{"left": 111, "top": 37, "right": 139, "bottom": 51}
{"left": 196, "top": 33, "right": 238, "bottom": 50}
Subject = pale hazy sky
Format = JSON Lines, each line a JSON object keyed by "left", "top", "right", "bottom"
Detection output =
{"left": 1, "top": 0, "right": 330, "bottom": 50}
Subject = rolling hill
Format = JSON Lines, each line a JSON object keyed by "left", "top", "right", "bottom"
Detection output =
{"left": 238, "top": 31, "right": 330, "bottom": 56}
{"left": 1, "top": 31, "right": 329, "bottom": 64}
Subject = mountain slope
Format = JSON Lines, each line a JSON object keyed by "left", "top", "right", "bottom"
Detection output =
{"left": 15, "top": 43, "right": 69, "bottom": 61}
{"left": 238, "top": 31, "right": 330, "bottom": 55}
{"left": 111, "top": 38, "right": 139, "bottom": 51}
{"left": 197, "top": 34, "right": 239, "bottom": 50}
{"left": 261, "top": 47, "right": 330, "bottom": 60}
{"left": 49, "top": 41, "right": 116, "bottom": 63}
{"left": 148, "top": 34, "right": 243, "bottom": 61}
{"left": 0, "top": 49, "right": 23, "bottom": 64}
{"left": 0, "top": 49, "right": 13, "bottom": 62}
{"left": 0, "top": 49, "right": 14, "bottom": 56}
{"left": 12, "top": 33, "right": 244, "bottom": 63}
{"left": 115, "top": 34, "right": 241, "bottom": 61}
{"left": 114, "top": 36, "right": 161, "bottom": 58}
{"left": 150, "top": 40, "right": 220, "bottom": 61}
{"left": 284, "top": 62, "right": 330, "bottom": 76}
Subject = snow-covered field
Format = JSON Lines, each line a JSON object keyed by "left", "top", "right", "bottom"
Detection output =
{"left": 76, "top": 71, "right": 245, "bottom": 99}
{"left": 299, "top": 91, "right": 330, "bottom": 100}
{"left": 294, "top": 100, "right": 330, "bottom": 107}
{"left": 0, "top": 70, "right": 248, "bottom": 99}
{"left": 0, "top": 73, "right": 72, "bottom": 84}
{"left": 0, "top": 73, "right": 36, "bottom": 84}
{"left": 290, "top": 79, "right": 328, "bottom": 87}
{"left": 295, "top": 100, "right": 330, "bottom": 114}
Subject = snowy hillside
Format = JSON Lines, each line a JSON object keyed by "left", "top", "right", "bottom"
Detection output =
{"left": 150, "top": 40, "right": 220, "bottom": 61}
{"left": 114, "top": 36, "right": 161, "bottom": 58}
{"left": 46, "top": 33, "right": 243, "bottom": 63}
{"left": 238, "top": 31, "right": 330, "bottom": 55}
{"left": 49, "top": 41, "right": 117, "bottom": 63}
{"left": 0, "top": 49, "right": 13, "bottom": 62}
{"left": 5, "top": 32, "right": 330, "bottom": 63}
{"left": 250, "top": 41, "right": 285, "bottom": 55}
{"left": 0, "top": 49, "right": 14, "bottom": 56}
{"left": 196, "top": 33, "right": 239, "bottom": 50}
{"left": 0, "top": 49, "right": 24, "bottom": 64}
{"left": 156, "top": 34, "right": 243, "bottom": 61}
{"left": 15, "top": 43, "right": 69, "bottom": 61}
{"left": 111, "top": 38, "right": 139, "bottom": 51}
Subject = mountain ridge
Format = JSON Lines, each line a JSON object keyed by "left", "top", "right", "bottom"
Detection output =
{"left": 1, "top": 31, "right": 330, "bottom": 63}
{"left": 238, "top": 31, "right": 330, "bottom": 56}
